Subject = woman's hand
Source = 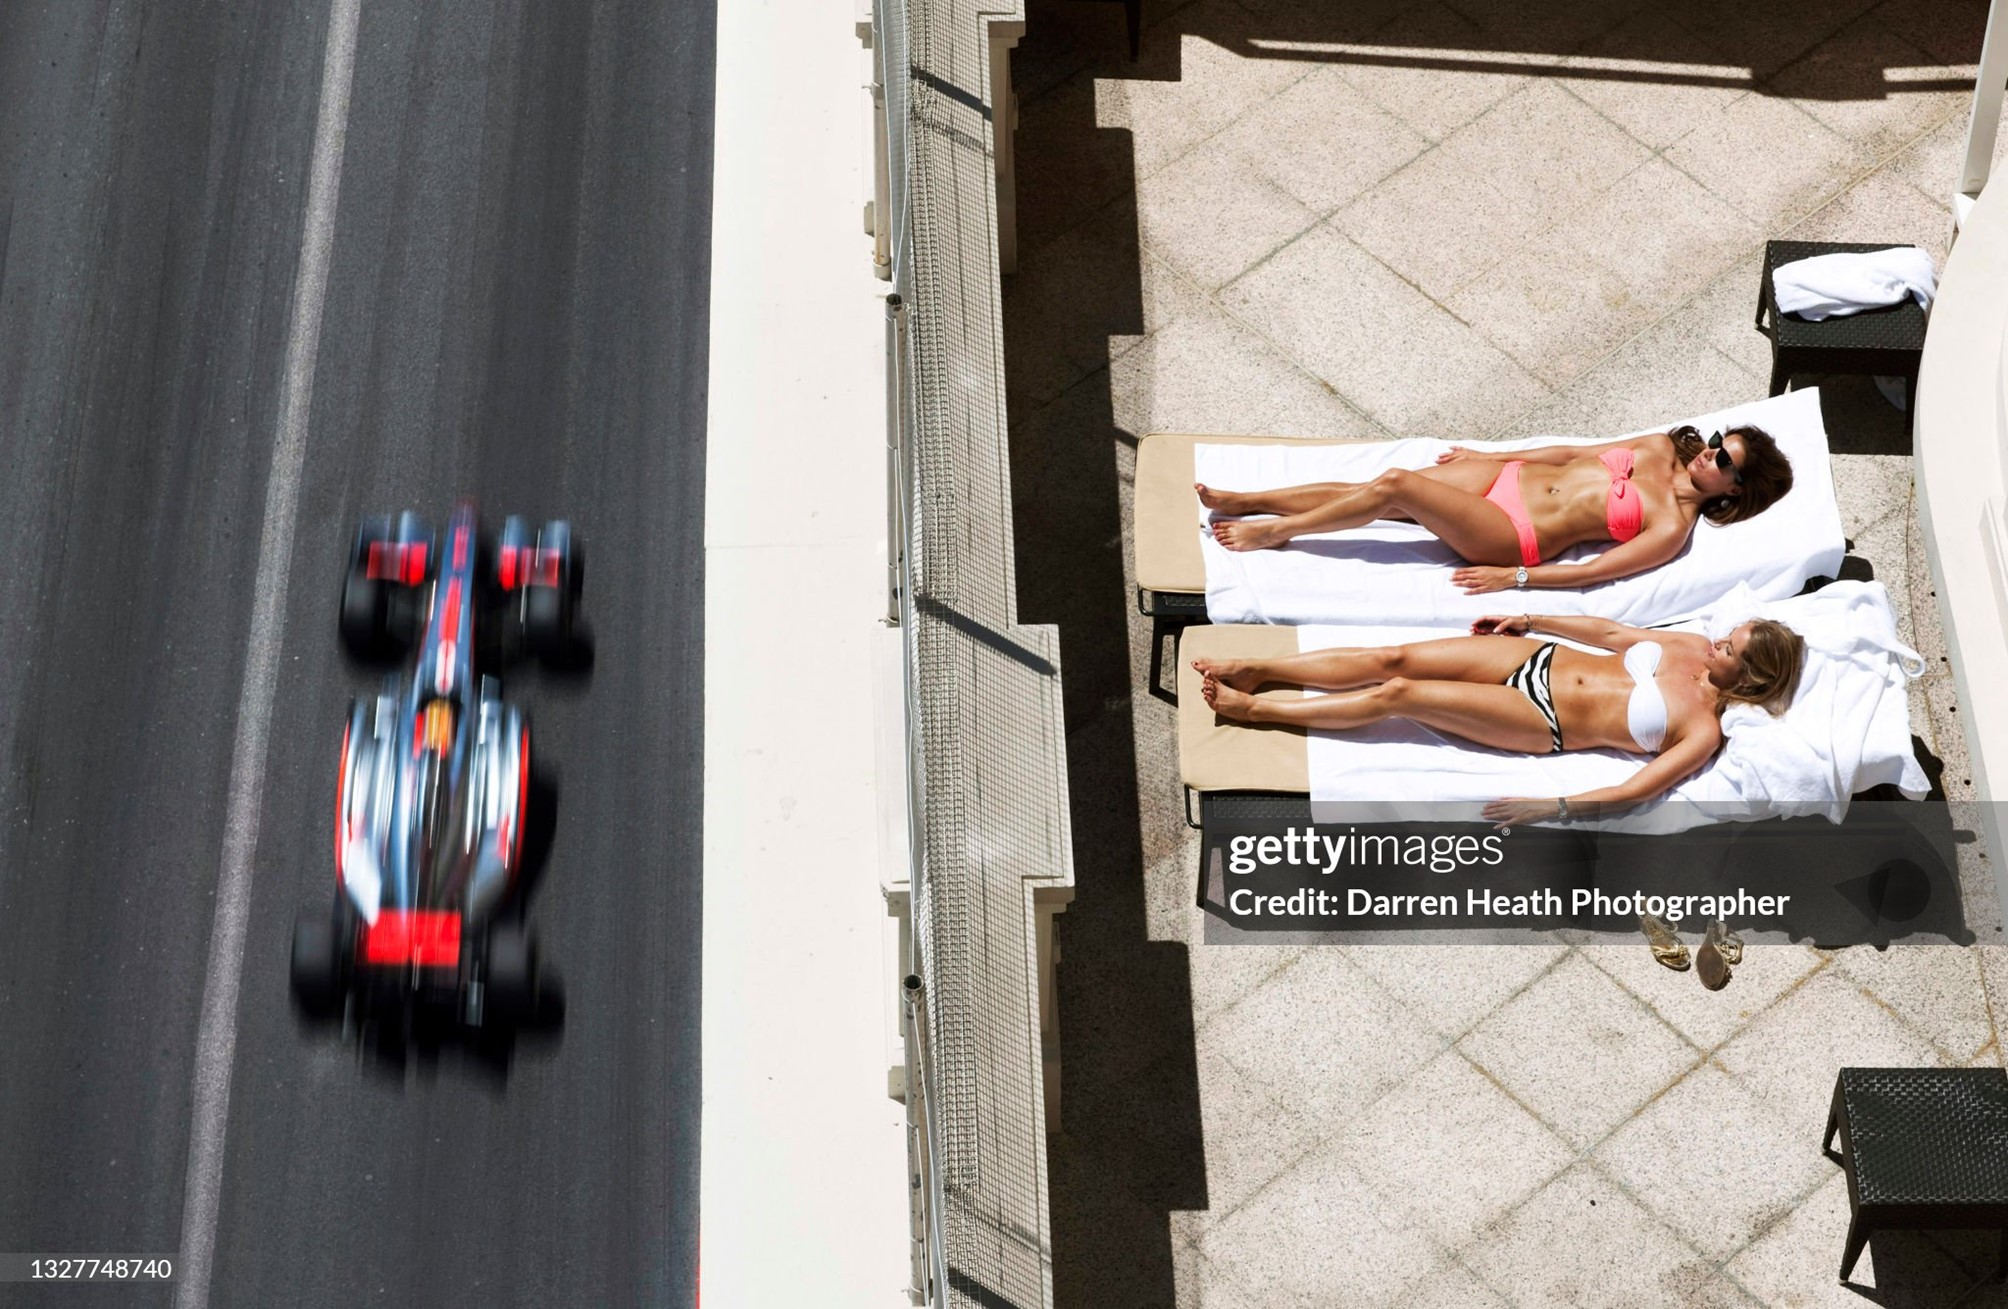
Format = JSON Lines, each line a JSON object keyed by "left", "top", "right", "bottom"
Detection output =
{"left": 1434, "top": 446, "right": 1487, "bottom": 464}
{"left": 1483, "top": 797, "right": 1561, "bottom": 829}
{"left": 1471, "top": 614, "right": 1531, "bottom": 636}
{"left": 1453, "top": 566, "right": 1517, "bottom": 594}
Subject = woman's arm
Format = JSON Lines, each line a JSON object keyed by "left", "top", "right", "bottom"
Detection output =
{"left": 1481, "top": 728, "right": 1718, "bottom": 825}
{"left": 1436, "top": 438, "right": 1638, "bottom": 466}
{"left": 1451, "top": 523, "right": 1688, "bottom": 594}
{"left": 1469, "top": 612, "right": 1657, "bottom": 651}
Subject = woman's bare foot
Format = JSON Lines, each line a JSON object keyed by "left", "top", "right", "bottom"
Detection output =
{"left": 1210, "top": 517, "right": 1293, "bottom": 551}
{"left": 1200, "top": 672, "right": 1257, "bottom": 720}
{"left": 1194, "top": 483, "right": 1254, "bottom": 513}
{"left": 1190, "top": 657, "right": 1264, "bottom": 692}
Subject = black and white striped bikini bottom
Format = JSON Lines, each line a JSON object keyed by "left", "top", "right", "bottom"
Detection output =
{"left": 1504, "top": 642, "right": 1564, "bottom": 754}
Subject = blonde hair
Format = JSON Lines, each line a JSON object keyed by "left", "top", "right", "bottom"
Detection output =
{"left": 1718, "top": 619, "right": 1805, "bottom": 715}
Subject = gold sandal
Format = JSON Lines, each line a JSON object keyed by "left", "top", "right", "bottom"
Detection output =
{"left": 1696, "top": 919, "right": 1742, "bottom": 991}
{"left": 1639, "top": 913, "right": 1690, "bottom": 971}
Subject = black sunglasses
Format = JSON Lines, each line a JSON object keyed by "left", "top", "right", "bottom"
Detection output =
{"left": 1706, "top": 431, "right": 1744, "bottom": 485}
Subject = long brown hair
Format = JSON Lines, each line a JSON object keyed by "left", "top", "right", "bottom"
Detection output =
{"left": 1669, "top": 424, "right": 1793, "bottom": 525}
{"left": 1718, "top": 619, "right": 1805, "bottom": 716}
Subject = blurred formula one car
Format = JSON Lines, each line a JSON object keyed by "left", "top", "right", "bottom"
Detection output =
{"left": 290, "top": 503, "right": 580, "bottom": 1030}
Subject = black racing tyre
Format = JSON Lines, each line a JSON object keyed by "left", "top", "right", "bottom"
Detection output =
{"left": 340, "top": 572, "right": 385, "bottom": 654}
{"left": 485, "top": 926, "right": 537, "bottom": 1025}
{"left": 290, "top": 915, "right": 342, "bottom": 1016}
{"left": 522, "top": 584, "right": 569, "bottom": 659}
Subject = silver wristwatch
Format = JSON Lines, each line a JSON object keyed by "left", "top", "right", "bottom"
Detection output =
{"left": 1515, "top": 566, "right": 1529, "bottom": 589}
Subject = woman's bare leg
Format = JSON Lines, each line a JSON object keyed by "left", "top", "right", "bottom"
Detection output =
{"left": 1201, "top": 672, "right": 1556, "bottom": 755}
{"left": 1194, "top": 634, "right": 1540, "bottom": 692}
{"left": 1196, "top": 482, "right": 1359, "bottom": 516}
{"left": 1209, "top": 462, "right": 1521, "bottom": 563}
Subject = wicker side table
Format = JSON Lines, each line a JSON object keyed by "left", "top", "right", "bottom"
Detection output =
{"left": 1755, "top": 240, "right": 1928, "bottom": 410}
{"left": 1823, "top": 1067, "right": 2008, "bottom": 1283}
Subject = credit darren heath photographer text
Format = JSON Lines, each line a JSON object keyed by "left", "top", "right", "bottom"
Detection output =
{"left": 1222, "top": 826, "right": 1790, "bottom": 922}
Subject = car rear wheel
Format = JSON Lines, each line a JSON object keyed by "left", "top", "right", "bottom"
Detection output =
{"left": 340, "top": 572, "right": 385, "bottom": 655}
{"left": 522, "top": 584, "right": 570, "bottom": 659}
{"left": 485, "top": 926, "right": 537, "bottom": 1025}
{"left": 291, "top": 914, "right": 343, "bottom": 1017}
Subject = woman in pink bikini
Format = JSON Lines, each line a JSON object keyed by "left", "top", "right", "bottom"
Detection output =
{"left": 1196, "top": 425, "right": 1793, "bottom": 594}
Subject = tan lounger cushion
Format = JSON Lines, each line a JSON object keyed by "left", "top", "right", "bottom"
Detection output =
{"left": 1176, "top": 624, "right": 1310, "bottom": 794}
{"left": 1134, "top": 432, "right": 1369, "bottom": 595}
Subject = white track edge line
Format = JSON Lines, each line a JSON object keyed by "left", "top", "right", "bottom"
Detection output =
{"left": 172, "top": 0, "right": 361, "bottom": 1303}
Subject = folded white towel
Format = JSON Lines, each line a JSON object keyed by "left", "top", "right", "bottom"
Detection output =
{"left": 1772, "top": 246, "right": 1936, "bottom": 321}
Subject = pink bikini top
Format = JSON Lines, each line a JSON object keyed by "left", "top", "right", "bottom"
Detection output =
{"left": 1601, "top": 447, "right": 1643, "bottom": 543}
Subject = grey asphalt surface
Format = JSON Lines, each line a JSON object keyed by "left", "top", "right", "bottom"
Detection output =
{"left": 0, "top": 2, "right": 712, "bottom": 1305}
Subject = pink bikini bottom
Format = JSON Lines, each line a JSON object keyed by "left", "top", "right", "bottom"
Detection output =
{"left": 1483, "top": 461, "right": 1543, "bottom": 567}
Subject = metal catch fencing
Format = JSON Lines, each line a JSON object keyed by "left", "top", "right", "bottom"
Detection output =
{"left": 870, "top": 0, "right": 1073, "bottom": 1304}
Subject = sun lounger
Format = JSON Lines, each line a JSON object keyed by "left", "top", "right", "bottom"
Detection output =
{"left": 1176, "top": 577, "right": 1924, "bottom": 817}
{"left": 1136, "top": 391, "right": 1847, "bottom": 697}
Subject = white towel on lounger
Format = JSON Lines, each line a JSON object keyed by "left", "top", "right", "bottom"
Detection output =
{"left": 1771, "top": 246, "right": 1935, "bottom": 321}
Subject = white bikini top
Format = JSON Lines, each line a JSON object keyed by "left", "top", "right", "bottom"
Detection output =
{"left": 1623, "top": 642, "right": 1669, "bottom": 753}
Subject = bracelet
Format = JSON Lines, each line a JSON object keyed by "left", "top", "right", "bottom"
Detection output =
{"left": 1522, "top": 614, "right": 1535, "bottom": 633}
{"left": 1555, "top": 796, "right": 1570, "bottom": 822}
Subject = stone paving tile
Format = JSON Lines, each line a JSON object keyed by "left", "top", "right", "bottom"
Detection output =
{"left": 1553, "top": 157, "right": 1764, "bottom": 311}
{"left": 1664, "top": 92, "right": 1873, "bottom": 227}
{"left": 1389, "top": 1260, "right": 1514, "bottom": 1309}
{"left": 1712, "top": 966, "right": 1947, "bottom": 1126}
{"left": 1668, "top": 0, "right": 1884, "bottom": 80}
{"left": 1829, "top": 452, "right": 1913, "bottom": 539}
{"left": 1096, "top": 1, "right": 1313, "bottom": 181}
{"left": 1138, "top": 138, "right": 1322, "bottom": 290}
{"left": 1596, "top": 1061, "right": 1833, "bottom": 1259}
{"left": 1334, "top": 1, "right": 1533, "bottom": 143}
{"left": 1334, "top": 1049, "right": 1575, "bottom": 1247}
{"left": 1112, "top": 306, "right": 1384, "bottom": 439}
{"left": 1002, "top": 204, "right": 1155, "bottom": 414}
{"left": 1651, "top": 253, "right": 1774, "bottom": 383}
{"left": 1978, "top": 944, "right": 2008, "bottom": 1030}
{"left": 1222, "top": 223, "right": 1552, "bottom": 436}
{"left": 1869, "top": 0, "right": 1992, "bottom": 67}
{"left": 1725, "top": 1169, "right": 1983, "bottom": 1305}
{"left": 1447, "top": 225, "right": 1650, "bottom": 387}
{"left": 1785, "top": 168, "right": 1959, "bottom": 271}
{"left": 1767, "top": 14, "right": 1967, "bottom": 159}
{"left": 1458, "top": 952, "right": 1700, "bottom": 1148}
{"left": 1337, "top": 941, "right": 1566, "bottom": 1039}
{"left": 1170, "top": 1237, "right": 1266, "bottom": 1309}
{"left": 1014, "top": 71, "right": 1140, "bottom": 259}
{"left": 1458, "top": 1163, "right": 1720, "bottom": 1309}
{"left": 1214, "top": 64, "right": 1429, "bottom": 213}
{"left": 1438, "top": 80, "right": 1654, "bottom": 233}
{"left": 1501, "top": 304, "right": 1761, "bottom": 439}
{"left": 1197, "top": 1134, "right": 1447, "bottom": 1308}
{"left": 1924, "top": 676, "right": 1977, "bottom": 800}
{"left": 1187, "top": 1037, "right": 1324, "bottom": 1216}
{"left": 1576, "top": 940, "right": 1825, "bottom": 1052}
{"left": 1207, "top": 946, "right": 1440, "bottom": 1122}
{"left": 1560, "top": 11, "right": 1756, "bottom": 151}
{"left": 1885, "top": 102, "right": 2008, "bottom": 202}
{"left": 1331, "top": 144, "right": 1551, "bottom": 301}
{"left": 1189, "top": 938, "right": 1306, "bottom": 1031}
{"left": 1830, "top": 943, "right": 1995, "bottom": 1059}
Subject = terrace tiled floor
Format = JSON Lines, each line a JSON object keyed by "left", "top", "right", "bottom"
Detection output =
{"left": 1002, "top": 0, "right": 2008, "bottom": 1304}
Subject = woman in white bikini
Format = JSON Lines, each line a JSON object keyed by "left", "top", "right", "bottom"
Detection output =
{"left": 1195, "top": 425, "right": 1794, "bottom": 594}
{"left": 1193, "top": 611, "right": 1805, "bottom": 825}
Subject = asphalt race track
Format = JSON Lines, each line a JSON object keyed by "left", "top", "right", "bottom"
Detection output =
{"left": 0, "top": 3, "right": 712, "bottom": 1305}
